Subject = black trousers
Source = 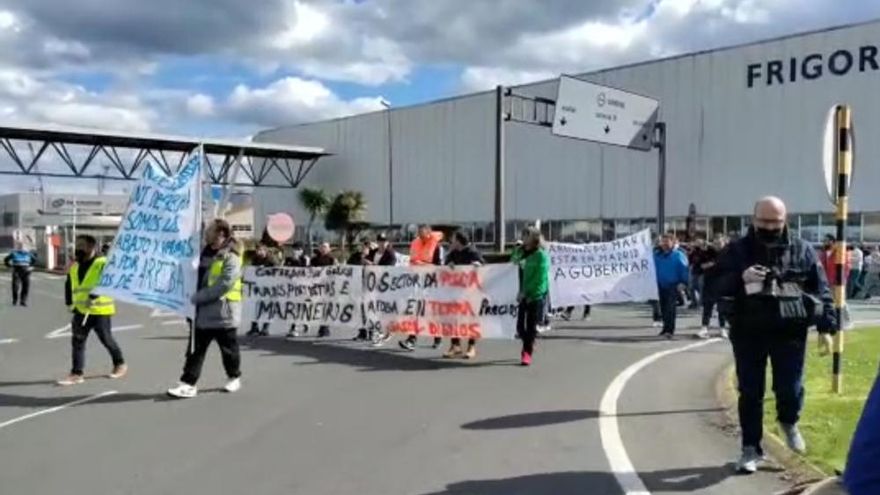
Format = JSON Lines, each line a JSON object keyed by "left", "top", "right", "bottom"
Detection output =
{"left": 180, "top": 327, "right": 241, "bottom": 386}
{"left": 71, "top": 313, "right": 124, "bottom": 376}
{"left": 658, "top": 286, "right": 678, "bottom": 334}
{"left": 731, "top": 329, "right": 807, "bottom": 454}
{"left": 517, "top": 297, "right": 546, "bottom": 354}
{"left": 11, "top": 268, "right": 30, "bottom": 304}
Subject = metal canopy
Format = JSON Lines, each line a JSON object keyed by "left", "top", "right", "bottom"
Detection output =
{"left": 0, "top": 123, "right": 331, "bottom": 188}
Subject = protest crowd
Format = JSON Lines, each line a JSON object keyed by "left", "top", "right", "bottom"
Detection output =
{"left": 6, "top": 185, "right": 879, "bottom": 493}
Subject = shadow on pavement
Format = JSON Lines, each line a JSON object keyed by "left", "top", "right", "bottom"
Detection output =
{"left": 241, "top": 337, "right": 520, "bottom": 372}
{"left": 0, "top": 380, "right": 59, "bottom": 388}
{"left": 419, "top": 466, "right": 733, "bottom": 494}
{"left": 462, "top": 407, "right": 726, "bottom": 430}
{"left": 462, "top": 410, "right": 598, "bottom": 430}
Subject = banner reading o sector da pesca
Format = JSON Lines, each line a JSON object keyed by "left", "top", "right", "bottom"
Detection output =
{"left": 241, "top": 264, "right": 520, "bottom": 339}
{"left": 362, "top": 265, "right": 519, "bottom": 340}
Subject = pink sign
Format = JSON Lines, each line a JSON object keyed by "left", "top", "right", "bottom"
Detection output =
{"left": 266, "top": 213, "right": 295, "bottom": 242}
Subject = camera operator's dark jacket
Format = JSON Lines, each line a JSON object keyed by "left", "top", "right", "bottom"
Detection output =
{"left": 712, "top": 226, "right": 836, "bottom": 336}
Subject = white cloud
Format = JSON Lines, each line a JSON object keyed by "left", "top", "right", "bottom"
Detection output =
{"left": 186, "top": 93, "right": 215, "bottom": 117}
{"left": 460, "top": 67, "right": 556, "bottom": 92}
{"left": 271, "top": 0, "right": 331, "bottom": 48}
{"left": 223, "top": 76, "right": 386, "bottom": 127}
{"left": 0, "top": 10, "right": 20, "bottom": 32}
{"left": 0, "top": 69, "right": 155, "bottom": 132}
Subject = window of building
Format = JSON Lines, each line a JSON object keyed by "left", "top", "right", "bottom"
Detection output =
{"left": 709, "top": 217, "right": 725, "bottom": 239}
{"left": 863, "top": 214, "right": 880, "bottom": 243}
{"left": 799, "top": 214, "right": 819, "bottom": 243}
{"left": 602, "top": 220, "right": 615, "bottom": 241}
{"left": 1, "top": 212, "right": 13, "bottom": 227}
{"left": 725, "top": 216, "right": 743, "bottom": 238}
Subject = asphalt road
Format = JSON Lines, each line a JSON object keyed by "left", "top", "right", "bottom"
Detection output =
{"left": 2, "top": 273, "right": 878, "bottom": 495}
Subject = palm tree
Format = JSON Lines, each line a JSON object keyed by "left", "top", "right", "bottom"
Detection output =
{"left": 324, "top": 190, "right": 368, "bottom": 252}
{"left": 298, "top": 187, "right": 330, "bottom": 251}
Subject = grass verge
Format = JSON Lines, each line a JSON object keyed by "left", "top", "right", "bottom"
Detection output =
{"left": 763, "top": 328, "right": 880, "bottom": 475}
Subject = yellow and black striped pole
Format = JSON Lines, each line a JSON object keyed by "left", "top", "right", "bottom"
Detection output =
{"left": 831, "top": 105, "right": 852, "bottom": 394}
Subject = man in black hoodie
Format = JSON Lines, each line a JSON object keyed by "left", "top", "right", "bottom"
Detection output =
{"left": 310, "top": 242, "right": 337, "bottom": 338}
{"left": 247, "top": 243, "right": 279, "bottom": 337}
{"left": 442, "top": 231, "right": 485, "bottom": 359}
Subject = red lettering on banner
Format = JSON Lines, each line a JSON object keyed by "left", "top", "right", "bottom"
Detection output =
{"left": 388, "top": 319, "right": 424, "bottom": 335}
{"left": 427, "top": 322, "right": 483, "bottom": 339}
{"left": 440, "top": 270, "right": 483, "bottom": 290}
{"left": 428, "top": 300, "right": 476, "bottom": 316}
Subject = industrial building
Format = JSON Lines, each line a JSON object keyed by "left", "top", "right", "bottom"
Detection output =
{"left": 253, "top": 19, "right": 880, "bottom": 246}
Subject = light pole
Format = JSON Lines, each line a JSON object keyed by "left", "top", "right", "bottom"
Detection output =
{"left": 380, "top": 99, "right": 394, "bottom": 228}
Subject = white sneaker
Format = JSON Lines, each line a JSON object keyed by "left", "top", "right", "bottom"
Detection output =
{"left": 652, "top": 321, "right": 663, "bottom": 328}
{"left": 697, "top": 327, "right": 710, "bottom": 339}
{"left": 224, "top": 378, "right": 241, "bottom": 393}
{"left": 167, "top": 383, "right": 198, "bottom": 398}
{"left": 720, "top": 328, "right": 730, "bottom": 340}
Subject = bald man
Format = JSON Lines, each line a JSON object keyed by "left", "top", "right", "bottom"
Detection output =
{"left": 712, "top": 196, "right": 836, "bottom": 474}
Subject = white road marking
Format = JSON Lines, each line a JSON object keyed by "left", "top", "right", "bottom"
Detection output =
{"left": 45, "top": 324, "right": 144, "bottom": 340}
{"left": 161, "top": 320, "right": 186, "bottom": 326}
{"left": 0, "top": 338, "right": 18, "bottom": 344}
{"left": 0, "top": 391, "right": 118, "bottom": 430}
{"left": 150, "top": 308, "right": 178, "bottom": 318}
{"left": 599, "top": 339, "right": 720, "bottom": 495}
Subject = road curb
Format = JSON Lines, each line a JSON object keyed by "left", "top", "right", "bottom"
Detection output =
{"left": 715, "top": 362, "right": 828, "bottom": 485}
{"left": 801, "top": 477, "right": 848, "bottom": 495}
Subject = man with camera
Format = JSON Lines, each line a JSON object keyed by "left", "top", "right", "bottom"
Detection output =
{"left": 713, "top": 196, "right": 836, "bottom": 474}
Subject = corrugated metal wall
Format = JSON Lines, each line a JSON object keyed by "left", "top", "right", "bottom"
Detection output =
{"left": 254, "top": 20, "right": 880, "bottom": 234}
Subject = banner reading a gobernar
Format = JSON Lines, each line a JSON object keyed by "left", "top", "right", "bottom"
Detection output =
{"left": 363, "top": 265, "right": 519, "bottom": 340}
{"left": 96, "top": 152, "right": 202, "bottom": 318}
{"left": 242, "top": 265, "right": 363, "bottom": 333}
{"left": 548, "top": 229, "right": 658, "bottom": 307}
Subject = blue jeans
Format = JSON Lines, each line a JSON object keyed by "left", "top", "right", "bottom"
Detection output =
{"left": 658, "top": 286, "right": 678, "bottom": 334}
{"left": 731, "top": 329, "right": 807, "bottom": 454}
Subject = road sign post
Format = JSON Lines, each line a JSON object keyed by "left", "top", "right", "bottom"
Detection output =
{"left": 823, "top": 104, "right": 854, "bottom": 394}
{"left": 551, "top": 76, "right": 666, "bottom": 234}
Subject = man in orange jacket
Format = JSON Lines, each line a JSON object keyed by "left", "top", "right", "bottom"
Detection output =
{"left": 399, "top": 225, "right": 443, "bottom": 351}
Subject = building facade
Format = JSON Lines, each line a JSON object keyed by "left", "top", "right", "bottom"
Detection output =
{"left": 253, "top": 20, "right": 880, "bottom": 246}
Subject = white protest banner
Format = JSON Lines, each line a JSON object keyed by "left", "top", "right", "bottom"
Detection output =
{"left": 96, "top": 151, "right": 202, "bottom": 318}
{"left": 362, "top": 264, "right": 519, "bottom": 340}
{"left": 241, "top": 265, "right": 363, "bottom": 333}
{"left": 548, "top": 229, "right": 658, "bottom": 307}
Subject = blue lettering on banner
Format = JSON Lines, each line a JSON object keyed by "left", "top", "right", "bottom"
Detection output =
{"left": 95, "top": 155, "right": 201, "bottom": 318}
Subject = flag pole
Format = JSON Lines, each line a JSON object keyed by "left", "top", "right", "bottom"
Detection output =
{"left": 191, "top": 143, "right": 206, "bottom": 355}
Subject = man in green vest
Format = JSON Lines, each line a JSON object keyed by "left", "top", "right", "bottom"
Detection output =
{"left": 57, "top": 235, "right": 127, "bottom": 386}
{"left": 168, "top": 218, "right": 243, "bottom": 399}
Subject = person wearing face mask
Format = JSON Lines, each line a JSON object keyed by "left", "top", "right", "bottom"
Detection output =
{"left": 284, "top": 242, "right": 310, "bottom": 338}
{"left": 713, "top": 196, "right": 836, "bottom": 474}
{"left": 246, "top": 243, "right": 279, "bottom": 337}
{"left": 57, "top": 235, "right": 127, "bottom": 386}
{"left": 167, "top": 219, "right": 244, "bottom": 399}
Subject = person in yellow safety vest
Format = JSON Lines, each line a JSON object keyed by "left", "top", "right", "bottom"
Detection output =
{"left": 57, "top": 235, "right": 127, "bottom": 386}
{"left": 399, "top": 225, "right": 444, "bottom": 352}
{"left": 167, "top": 218, "right": 243, "bottom": 399}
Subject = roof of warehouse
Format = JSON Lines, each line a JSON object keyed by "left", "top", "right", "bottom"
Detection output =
{"left": 258, "top": 16, "right": 880, "bottom": 135}
{"left": 0, "top": 123, "right": 331, "bottom": 160}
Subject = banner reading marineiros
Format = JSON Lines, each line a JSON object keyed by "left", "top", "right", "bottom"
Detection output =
{"left": 242, "top": 264, "right": 520, "bottom": 339}
{"left": 242, "top": 265, "right": 362, "bottom": 334}
{"left": 548, "top": 229, "right": 658, "bottom": 307}
{"left": 96, "top": 151, "right": 202, "bottom": 318}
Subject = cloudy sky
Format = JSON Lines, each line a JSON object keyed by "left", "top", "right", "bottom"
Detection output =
{"left": 0, "top": 0, "right": 878, "bottom": 140}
